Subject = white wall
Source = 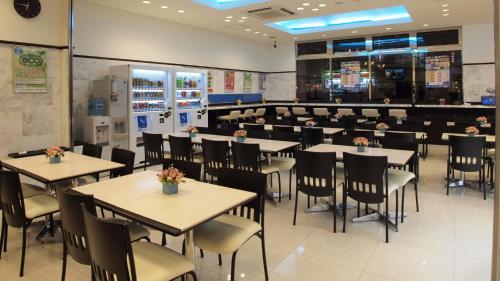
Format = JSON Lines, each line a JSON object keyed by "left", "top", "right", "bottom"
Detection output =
{"left": 74, "top": 1, "right": 293, "bottom": 73}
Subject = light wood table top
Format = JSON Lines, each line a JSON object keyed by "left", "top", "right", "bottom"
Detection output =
{"left": 240, "top": 123, "right": 344, "bottom": 135}
{"left": 447, "top": 122, "right": 492, "bottom": 128}
{"left": 1, "top": 152, "right": 124, "bottom": 184}
{"left": 305, "top": 144, "right": 414, "bottom": 166}
{"left": 165, "top": 132, "right": 299, "bottom": 153}
{"left": 74, "top": 171, "right": 256, "bottom": 236}
{"left": 441, "top": 133, "right": 495, "bottom": 143}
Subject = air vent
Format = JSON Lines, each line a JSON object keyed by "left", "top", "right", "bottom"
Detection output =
{"left": 247, "top": 6, "right": 295, "bottom": 21}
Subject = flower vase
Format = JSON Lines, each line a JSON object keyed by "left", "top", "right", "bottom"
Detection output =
{"left": 379, "top": 129, "right": 386, "bottom": 134}
{"left": 189, "top": 132, "right": 197, "bottom": 138}
{"left": 468, "top": 134, "right": 475, "bottom": 138}
{"left": 162, "top": 182, "right": 179, "bottom": 195}
{"left": 237, "top": 137, "right": 246, "bottom": 143}
{"left": 357, "top": 146, "right": 366, "bottom": 152}
{"left": 49, "top": 156, "right": 61, "bottom": 164}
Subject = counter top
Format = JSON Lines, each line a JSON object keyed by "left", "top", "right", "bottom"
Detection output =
{"left": 208, "top": 102, "right": 495, "bottom": 110}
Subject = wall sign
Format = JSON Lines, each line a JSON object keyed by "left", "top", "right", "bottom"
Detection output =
{"left": 224, "top": 71, "right": 235, "bottom": 92}
{"left": 243, "top": 73, "right": 252, "bottom": 92}
{"left": 425, "top": 55, "right": 451, "bottom": 88}
{"left": 13, "top": 46, "right": 48, "bottom": 93}
{"left": 340, "top": 61, "right": 361, "bottom": 88}
{"left": 259, "top": 73, "right": 266, "bottom": 91}
{"left": 207, "top": 71, "right": 214, "bottom": 93}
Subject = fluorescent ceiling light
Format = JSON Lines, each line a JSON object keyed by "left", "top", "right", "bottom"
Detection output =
{"left": 267, "top": 5, "right": 413, "bottom": 35}
{"left": 191, "top": 0, "right": 271, "bottom": 10}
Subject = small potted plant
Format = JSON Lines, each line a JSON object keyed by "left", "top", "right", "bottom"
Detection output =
{"left": 476, "top": 116, "right": 488, "bottom": 124}
{"left": 186, "top": 126, "right": 198, "bottom": 138}
{"left": 256, "top": 117, "right": 266, "bottom": 125}
{"left": 465, "top": 126, "right": 479, "bottom": 137}
{"left": 294, "top": 97, "right": 299, "bottom": 104}
{"left": 158, "top": 165, "right": 185, "bottom": 195}
{"left": 353, "top": 137, "right": 369, "bottom": 152}
{"left": 236, "top": 99, "right": 242, "bottom": 105}
{"left": 376, "top": 123, "right": 389, "bottom": 133}
{"left": 383, "top": 97, "right": 391, "bottom": 104}
{"left": 234, "top": 130, "right": 247, "bottom": 142}
{"left": 439, "top": 98, "right": 446, "bottom": 105}
{"left": 335, "top": 98, "right": 342, "bottom": 104}
{"left": 306, "top": 120, "right": 316, "bottom": 127}
{"left": 45, "top": 146, "right": 65, "bottom": 164}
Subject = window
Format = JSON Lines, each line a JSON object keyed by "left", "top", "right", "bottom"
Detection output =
{"left": 372, "top": 34, "right": 410, "bottom": 50}
{"left": 333, "top": 38, "right": 366, "bottom": 53}
{"left": 417, "top": 29, "right": 459, "bottom": 47}
{"left": 297, "top": 41, "right": 327, "bottom": 56}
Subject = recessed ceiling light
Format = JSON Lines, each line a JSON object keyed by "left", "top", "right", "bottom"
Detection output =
{"left": 224, "top": 19, "right": 231, "bottom": 22}
{"left": 177, "top": 10, "right": 185, "bottom": 13}
{"left": 161, "top": 5, "right": 168, "bottom": 9}
{"left": 302, "top": 3, "right": 310, "bottom": 6}
{"left": 142, "top": 0, "right": 151, "bottom": 3}
{"left": 319, "top": 4, "right": 327, "bottom": 7}
{"left": 226, "top": 16, "right": 233, "bottom": 19}
{"left": 241, "top": 16, "right": 248, "bottom": 19}
{"left": 297, "top": 7, "right": 304, "bottom": 11}
{"left": 255, "top": 31, "right": 260, "bottom": 34}
{"left": 245, "top": 28, "right": 251, "bottom": 32}
{"left": 443, "top": 13, "right": 450, "bottom": 16}
{"left": 352, "top": 30, "right": 357, "bottom": 33}
{"left": 442, "top": 9, "right": 449, "bottom": 12}
{"left": 293, "top": 37, "right": 298, "bottom": 40}
{"left": 312, "top": 8, "right": 319, "bottom": 12}
{"left": 423, "top": 23, "right": 429, "bottom": 27}
{"left": 238, "top": 19, "right": 245, "bottom": 23}
{"left": 441, "top": 3, "right": 449, "bottom": 7}
{"left": 263, "top": 33, "right": 268, "bottom": 36}
{"left": 386, "top": 27, "right": 392, "bottom": 30}
{"left": 321, "top": 34, "right": 326, "bottom": 37}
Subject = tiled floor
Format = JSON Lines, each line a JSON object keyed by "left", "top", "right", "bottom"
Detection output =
{"left": 0, "top": 145, "right": 494, "bottom": 281}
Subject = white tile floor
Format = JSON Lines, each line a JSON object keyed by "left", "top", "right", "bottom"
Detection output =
{"left": 0, "top": 145, "right": 494, "bottom": 281}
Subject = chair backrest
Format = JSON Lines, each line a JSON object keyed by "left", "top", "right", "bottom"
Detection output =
{"left": 243, "top": 109, "right": 254, "bottom": 117}
{"left": 56, "top": 188, "right": 96, "bottom": 265}
{"left": 168, "top": 135, "right": 194, "bottom": 161}
{"left": 402, "top": 120, "right": 425, "bottom": 132}
{"left": 292, "top": 107, "right": 307, "bottom": 115}
{"left": 449, "top": 135, "right": 485, "bottom": 172}
{"left": 0, "top": 171, "right": 26, "bottom": 228}
{"left": 244, "top": 124, "right": 265, "bottom": 131}
{"left": 340, "top": 117, "right": 358, "bottom": 130}
{"left": 231, "top": 141, "right": 261, "bottom": 172}
{"left": 346, "top": 130, "right": 375, "bottom": 143}
{"left": 229, "top": 110, "right": 241, "bottom": 118}
{"left": 275, "top": 107, "right": 289, "bottom": 115}
{"left": 362, "top": 109, "right": 380, "bottom": 118}
{"left": 337, "top": 108, "right": 354, "bottom": 116}
{"left": 273, "top": 125, "right": 294, "bottom": 133}
{"left": 270, "top": 131, "right": 301, "bottom": 142}
{"left": 358, "top": 123, "right": 377, "bottom": 130}
{"left": 255, "top": 108, "right": 266, "bottom": 117}
{"left": 218, "top": 168, "right": 267, "bottom": 225}
{"left": 82, "top": 207, "right": 137, "bottom": 281}
{"left": 110, "top": 148, "right": 135, "bottom": 178}
{"left": 247, "top": 130, "right": 269, "bottom": 139}
{"left": 331, "top": 135, "right": 354, "bottom": 146}
{"left": 313, "top": 108, "right": 330, "bottom": 116}
{"left": 388, "top": 109, "right": 407, "bottom": 119}
{"left": 163, "top": 158, "right": 202, "bottom": 181}
{"left": 296, "top": 150, "right": 337, "bottom": 197}
{"left": 202, "top": 139, "right": 230, "bottom": 177}
{"left": 343, "top": 152, "right": 388, "bottom": 204}
{"left": 301, "top": 127, "right": 324, "bottom": 149}
{"left": 383, "top": 131, "right": 416, "bottom": 143}
{"left": 142, "top": 132, "right": 165, "bottom": 165}
{"left": 82, "top": 143, "right": 103, "bottom": 159}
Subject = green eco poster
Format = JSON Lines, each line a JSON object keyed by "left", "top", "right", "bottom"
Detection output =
{"left": 243, "top": 72, "right": 252, "bottom": 92}
{"left": 13, "top": 46, "right": 48, "bottom": 93}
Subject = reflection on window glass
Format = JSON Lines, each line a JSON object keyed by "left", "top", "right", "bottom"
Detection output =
{"left": 331, "top": 57, "right": 369, "bottom": 102}
{"left": 371, "top": 53, "right": 413, "bottom": 101}
{"left": 296, "top": 59, "right": 332, "bottom": 102}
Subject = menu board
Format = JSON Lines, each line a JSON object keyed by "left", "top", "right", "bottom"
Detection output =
{"left": 224, "top": 71, "right": 235, "bottom": 92}
{"left": 425, "top": 55, "right": 450, "bottom": 88}
{"left": 13, "top": 46, "right": 47, "bottom": 93}
{"left": 340, "top": 61, "right": 360, "bottom": 88}
{"left": 243, "top": 73, "right": 252, "bottom": 92}
{"left": 207, "top": 71, "right": 214, "bottom": 93}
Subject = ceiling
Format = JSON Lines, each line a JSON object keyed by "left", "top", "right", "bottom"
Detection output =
{"left": 79, "top": 0, "right": 493, "bottom": 44}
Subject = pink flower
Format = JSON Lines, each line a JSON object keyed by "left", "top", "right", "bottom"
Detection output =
{"left": 465, "top": 126, "right": 479, "bottom": 135}
{"left": 353, "top": 137, "right": 369, "bottom": 147}
{"left": 234, "top": 130, "right": 247, "bottom": 138}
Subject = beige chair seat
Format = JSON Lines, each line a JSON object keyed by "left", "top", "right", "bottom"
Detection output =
{"left": 21, "top": 183, "right": 46, "bottom": 198}
{"left": 24, "top": 194, "right": 59, "bottom": 219}
{"left": 269, "top": 157, "right": 295, "bottom": 172}
{"left": 194, "top": 214, "right": 261, "bottom": 254}
{"left": 105, "top": 219, "right": 150, "bottom": 242}
{"left": 337, "top": 108, "right": 355, "bottom": 116}
{"left": 488, "top": 149, "right": 495, "bottom": 158}
{"left": 253, "top": 108, "right": 266, "bottom": 117}
{"left": 362, "top": 109, "right": 380, "bottom": 118}
{"left": 292, "top": 107, "right": 307, "bottom": 116}
{"left": 313, "top": 108, "right": 330, "bottom": 117}
{"left": 387, "top": 168, "right": 415, "bottom": 195}
{"left": 132, "top": 242, "right": 195, "bottom": 281}
{"left": 217, "top": 110, "right": 240, "bottom": 121}
{"left": 261, "top": 164, "right": 279, "bottom": 174}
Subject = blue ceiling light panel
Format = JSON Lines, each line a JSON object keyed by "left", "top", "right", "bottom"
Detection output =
{"left": 192, "top": 0, "right": 271, "bottom": 10}
{"left": 267, "top": 5, "right": 413, "bottom": 35}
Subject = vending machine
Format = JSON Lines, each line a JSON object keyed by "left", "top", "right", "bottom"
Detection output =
{"left": 174, "top": 68, "right": 208, "bottom": 132}
{"left": 110, "top": 65, "right": 174, "bottom": 166}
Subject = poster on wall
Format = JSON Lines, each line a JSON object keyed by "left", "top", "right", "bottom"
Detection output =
{"left": 224, "top": 71, "right": 235, "bottom": 92}
{"left": 340, "top": 61, "right": 361, "bottom": 88}
{"left": 259, "top": 73, "right": 266, "bottom": 91}
{"left": 13, "top": 46, "right": 48, "bottom": 93}
{"left": 425, "top": 55, "right": 451, "bottom": 88}
{"left": 207, "top": 71, "right": 214, "bottom": 93}
{"left": 243, "top": 73, "right": 252, "bottom": 92}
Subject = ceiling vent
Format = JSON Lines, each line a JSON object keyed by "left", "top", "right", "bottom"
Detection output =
{"left": 247, "top": 6, "right": 295, "bottom": 21}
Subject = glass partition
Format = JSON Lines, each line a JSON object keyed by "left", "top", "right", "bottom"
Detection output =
{"left": 371, "top": 52, "right": 413, "bottom": 101}
{"left": 296, "top": 59, "right": 332, "bottom": 102}
{"left": 331, "top": 56, "right": 370, "bottom": 102}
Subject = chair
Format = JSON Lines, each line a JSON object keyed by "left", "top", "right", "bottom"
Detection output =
{"left": 82, "top": 207, "right": 197, "bottom": 281}
{"left": 243, "top": 124, "right": 265, "bottom": 131}
{"left": 110, "top": 148, "right": 135, "bottom": 178}
{"left": 346, "top": 130, "right": 375, "bottom": 144}
{"left": 253, "top": 108, "right": 266, "bottom": 118}
{"left": 162, "top": 159, "right": 202, "bottom": 181}
{"left": 358, "top": 123, "right": 377, "bottom": 130}
{"left": 362, "top": 109, "right": 380, "bottom": 119}
{"left": 337, "top": 108, "right": 355, "bottom": 116}
{"left": 340, "top": 117, "right": 358, "bottom": 130}
{"left": 446, "top": 135, "right": 486, "bottom": 199}
{"left": 313, "top": 108, "right": 330, "bottom": 118}
{"left": 79, "top": 143, "right": 104, "bottom": 184}
{"left": 273, "top": 125, "right": 294, "bottom": 133}
{"left": 201, "top": 139, "right": 230, "bottom": 183}
{"left": 57, "top": 188, "right": 150, "bottom": 281}
{"left": 292, "top": 107, "right": 308, "bottom": 116}
{"left": 142, "top": 132, "right": 167, "bottom": 170}
{"left": 239, "top": 109, "right": 255, "bottom": 121}
{"left": 247, "top": 130, "right": 269, "bottom": 139}
{"left": 194, "top": 168, "right": 269, "bottom": 281}
{"left": 388, "top": 109, "right": 407, "bottom": 119}
{"left": 331, "top": 135, "right": 354, "bottom": 146}
{"left": 384, "top": 131, "right": 417, "bottom": 143}
{"left": 168, "top": 135, "right": 203, "bottom": 163}
{"left": 293, "top": 151, "right": 338, "bottom": 232}
{"left": 0, "top": 162, "right": 46, "bottom": 198}
{"left": 275, "top": 107, "right": 289, "bottom": 116}
{"left": 217, "top": 110, "right": 241, "bottom": 123}
{"left": 301, "top": 127, "right": 324, "bottom": 149}
{"left": 0, "top": 170, "right": 59, "bottom": 277}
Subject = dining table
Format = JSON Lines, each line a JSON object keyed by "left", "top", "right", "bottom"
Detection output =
{"left": 240, "top": 123, "right": 344, "bottom": 135}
